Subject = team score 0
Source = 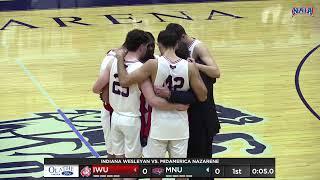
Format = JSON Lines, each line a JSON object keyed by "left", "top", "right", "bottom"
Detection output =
{"left": 212, "top": 166, "right": 224, "bottom": 178}
{"left": 165, "top": 75, "right": 184, "bottom": 91}
{"left": 112, "top": 73, "right": 129, "bottom": 97}
{"left": 251, "top": 166, "right": 275, "bottom": 177}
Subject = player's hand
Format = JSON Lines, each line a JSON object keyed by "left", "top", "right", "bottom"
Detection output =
{"left": 114, "top": 47, "right": 128, "bottom": 60}
{"left": 188, "top": 57, "right": 200, "bottom": 70}
{"left": 175, "top": 104, "right": 189, "bottom": 111}
{"left": 154, "top": 86, "right": 170, "bottom": 99}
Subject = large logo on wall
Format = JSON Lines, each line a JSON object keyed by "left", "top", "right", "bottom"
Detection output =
{"left": 0, "top": 105, "right": 267, "bottom": 179}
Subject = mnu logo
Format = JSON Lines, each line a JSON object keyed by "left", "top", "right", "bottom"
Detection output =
{"left": 0, "top": 106, "right": 268, "bottom": 179}
{"left": 292, "top": 7, "right": 315, "bottom": 16}
{"left": 152, "top": 167, "right": 165, "bottom": 175}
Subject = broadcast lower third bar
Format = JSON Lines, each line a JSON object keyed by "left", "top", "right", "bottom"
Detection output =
{"left": 44, "top": 158, "right": 275, "bottom": 178}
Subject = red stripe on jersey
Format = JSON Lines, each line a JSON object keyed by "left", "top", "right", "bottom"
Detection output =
{"left": 140, "top": 95, "right": 152, "bottom": 141}
{"left": 103, "top": 103, "right": 113, "bottom": 124}
{"left": 103, "top": 103, "right": 113, "bottom": 112}
{"left": 146, "top": 105, "right": 152, "bottom": 137}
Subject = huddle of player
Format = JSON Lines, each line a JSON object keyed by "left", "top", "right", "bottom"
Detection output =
{"left": 92, "top": 23, "right": 220, "bottom": 164}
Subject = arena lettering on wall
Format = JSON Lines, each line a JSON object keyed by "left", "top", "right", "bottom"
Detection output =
{"left": 0, "top": 10, "right": 243, "bottom": 31}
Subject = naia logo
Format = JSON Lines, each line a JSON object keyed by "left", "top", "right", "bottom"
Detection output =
{"left": 292, "top": 7, "right": 315, "bottom": 16}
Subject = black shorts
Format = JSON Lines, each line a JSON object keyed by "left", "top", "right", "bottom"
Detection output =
{"left": 187, "top": 102, "right": 219, "bottom": 158}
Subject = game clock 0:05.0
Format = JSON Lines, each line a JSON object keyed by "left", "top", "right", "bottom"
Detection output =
{"left": 251, "top": 165, "right": 275, "bottom": 178}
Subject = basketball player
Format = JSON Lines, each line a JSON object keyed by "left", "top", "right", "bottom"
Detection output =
{"left": 96, "top": 50, "right": 116, "bottom": 158}
{"left": 115, "top": 30, "right": 208, "bottom": 158}
{"left": 93, "top": 29, "right": 188, "bottom": 159}
{"left": 153, "top": 41, "right": 198, "bottom": 105}
{"left": 93, "top": 31, "right": 157, "bottom": 159}
{"left": 161, "top": 23, "right": 221, "bottom": 159}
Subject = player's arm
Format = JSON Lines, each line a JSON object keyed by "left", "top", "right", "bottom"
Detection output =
{"left": 194, "top": 43, "right": 220, "bottom": 78}
{"left": 92, "top": 61, "right": 113, "bottom": 94}
{"left": 169, "top": 89, "right": 197, "bottom": 104}
{"left": 140, "top": 79, "right": 189, "bottom": 111}
{"left": 116, "top": 50, "right": 156, "bottom": 87}
{"left": 154, "top": 86, "right": 197, "bottom": 104}
{"left": 189, "top": 62, "right": 207, "bottom": 102}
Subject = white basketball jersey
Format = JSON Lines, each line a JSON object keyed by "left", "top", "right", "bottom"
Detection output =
{"left": 150, "top": 56, "right": 190, "bottom": 140}
{"left": 100, "top": 51, "right": 116, "bottom": 116}
{"left": 109, "top": 59, "right": 143, "bottom": 117}
{"left": 100, "top": 50, "right": 116, "bottom": 73}
{"left": 188, "top": 39, "right": 201, "bottom": 58}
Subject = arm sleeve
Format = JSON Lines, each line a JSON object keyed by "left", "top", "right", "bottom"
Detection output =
{"left": 169, "top": 89, "right": 197, "bottom": 104}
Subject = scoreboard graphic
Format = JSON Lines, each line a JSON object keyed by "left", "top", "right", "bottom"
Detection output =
{"left": 44, "top": 158, "right": 275, "bottom": 178}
